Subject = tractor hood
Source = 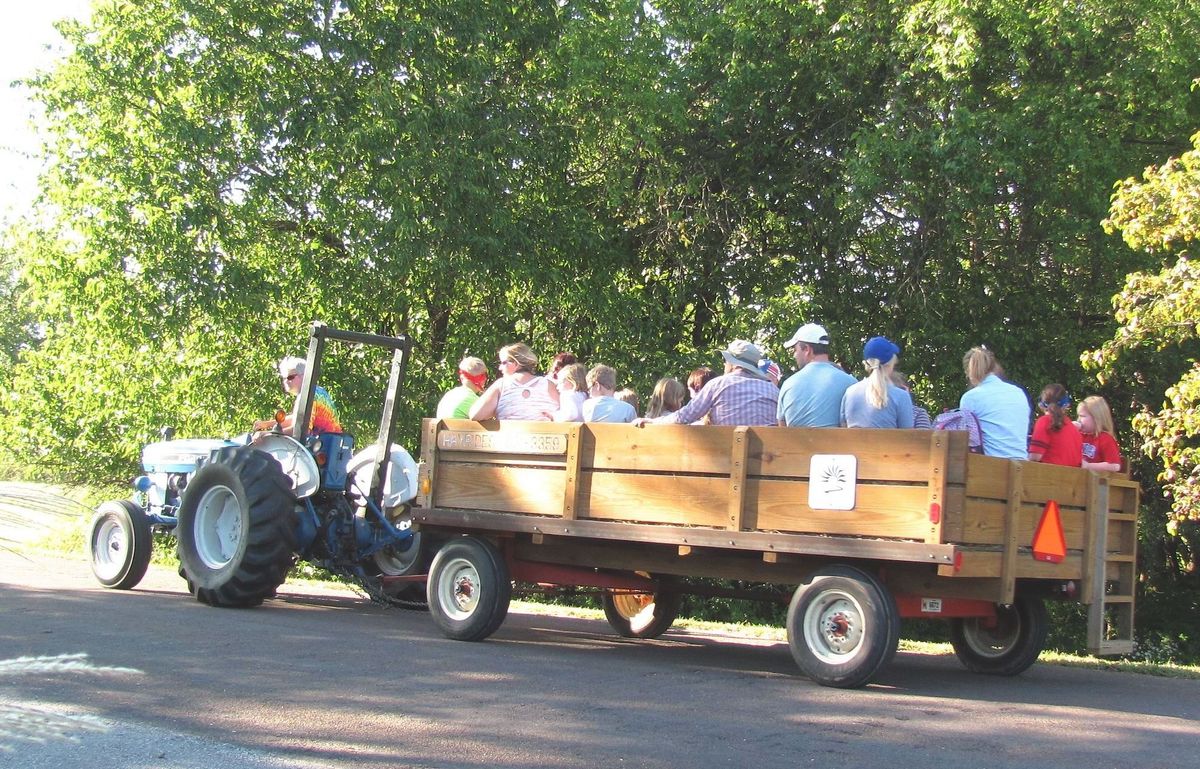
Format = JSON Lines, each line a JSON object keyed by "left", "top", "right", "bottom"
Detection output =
{"left": 142, "top": 438, "right": 239, "bottom": 474}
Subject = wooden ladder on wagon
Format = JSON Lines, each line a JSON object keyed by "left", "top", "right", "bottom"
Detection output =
{"left": 1085, "top": 474, "right": 1139, "bottom": 655}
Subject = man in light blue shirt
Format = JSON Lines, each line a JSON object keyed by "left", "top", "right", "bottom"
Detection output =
{"left": 777, "top": 323, "right": 857, "bottom": 427}
{"left": 959, "top": 347, "right": 1031, "bottom": 459}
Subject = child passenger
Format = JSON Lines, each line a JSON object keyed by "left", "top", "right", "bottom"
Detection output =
{"left": 645, "top": 378, "right": 686, "bottom": 419}
{"left": 1078, "top": 396, "right": 1123, "bottom": 472}
{"left": 1028, "top": 384, "right": 1083, "bottom": 466}
{"left": 435, "top": 356, "right": 488, "bottom": 419}
{"left": 554, "top": 363, "right": 589, "bottom": 422}
{"left": 583, "top": 365, "right": 637, "bottom": 423}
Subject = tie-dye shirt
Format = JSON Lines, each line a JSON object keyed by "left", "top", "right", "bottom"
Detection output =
{"left": 305, "top": 385, "right": 343, "bottom": 433}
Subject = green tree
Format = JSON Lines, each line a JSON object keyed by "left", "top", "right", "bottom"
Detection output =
{"left": 1094, "top": 129, "right": 1200, "bottom": 530}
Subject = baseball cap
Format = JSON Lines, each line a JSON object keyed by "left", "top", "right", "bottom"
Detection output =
{"left": 783, "top": 323, "right": 830, "bottom": 348}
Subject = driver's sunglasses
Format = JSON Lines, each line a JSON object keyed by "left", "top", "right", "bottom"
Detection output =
{"left": 285, "top": 373, "right": 301, "bottom": 382}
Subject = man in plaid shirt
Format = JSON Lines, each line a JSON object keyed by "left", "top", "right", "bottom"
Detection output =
{"left": 636, "top": 340, "right": 778, "bottom": 427}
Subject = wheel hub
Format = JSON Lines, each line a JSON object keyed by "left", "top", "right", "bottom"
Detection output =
{"left": 804, "top": 592, "right": 866, "bottom": 663}
{"left": 194, "top": 485, "right": 243, "bottom": 570}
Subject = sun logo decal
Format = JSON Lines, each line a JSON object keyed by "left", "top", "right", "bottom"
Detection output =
{"left": 809, "top": 455, "right": 857, "bottom": 510}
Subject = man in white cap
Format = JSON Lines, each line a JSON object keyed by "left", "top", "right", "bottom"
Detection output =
{"left": 635, "top": 340, "right": 778, "bottom": 427}
{"left": 777, "top": 323, "right": 856, "bottom": 427}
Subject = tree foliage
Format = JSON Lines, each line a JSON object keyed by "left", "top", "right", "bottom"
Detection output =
{"left": 2, "top": 0, "right": 1200, "bottom": 499}
{"left": 1094, "top": 129, "right": 1200, "bottom": 533}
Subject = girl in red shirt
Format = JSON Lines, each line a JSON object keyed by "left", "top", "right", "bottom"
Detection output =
{"left": 1028, "top": 384, "right": 1083, "bottom": 467}
{"left": 1078, "top": 396, "right": 1123, "bottom": 472}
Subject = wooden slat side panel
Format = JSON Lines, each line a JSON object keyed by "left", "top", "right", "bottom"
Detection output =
{"left": 585, "top": 423, "right": 735, "bottom": 474}
{"left": 752, "top": 428, "right": 940, "bottom": 483}
{"left": 953, "top": 551, "right": 1084, "bottom": 580}
{"left": 580, "top": 472, "right": 728, "bottom": 528}
{"left": 753, "top": 479, "right": 931, "bottom": 540}
{"left": 941, "top": 430, "right": 969, "bottom": 485}
{"left": 941, "top": 485, "right": 967, "bottom": 543}
{"left": 965, "top": 456, "right": 1091, "bottom": 507}
{"left": 954, "top": 499, "right": 1088, "bottom": 546}
{"left": 434, "top": 464, "right": 566, "bottom": 514}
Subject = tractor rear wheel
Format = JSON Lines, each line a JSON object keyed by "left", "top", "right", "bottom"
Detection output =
{"left": 177, "top": 446, "right": 296, "bottom": 607}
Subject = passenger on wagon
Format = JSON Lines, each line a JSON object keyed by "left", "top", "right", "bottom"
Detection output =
{"left": 1077, "top": 396, "right": 1123, "bottom": 472}
{"left": 1028, "top": 384, "right": 1083, "bottom": 467}
{"left": 435, "top": 356, "right": 488, "bottom": 419}
{"left": 583, "top": 365, "right": 637, "bottom": 423}
{"left": 469, "top": 342, "right": 559, "bottom": 421}
{"left": 777, "top": 323, "right": 856, "bottom": 428}
{"left": 840, "top": 336, "right": 914, "bottom": 429}
{"left": 636, "top": 340, "right": 777, "bottom": 427}
{"left": 553, "top": 363, "right": 589, "bottom": 422}
{"left": 958, "top": 346, "right": 1030, "bottom": 459}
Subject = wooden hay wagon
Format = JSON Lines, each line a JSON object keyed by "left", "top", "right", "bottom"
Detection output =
{"left": 408, "top": 418, "right": 1138, "bottom": 688}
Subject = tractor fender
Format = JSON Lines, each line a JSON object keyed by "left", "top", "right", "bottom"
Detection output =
{"left": 249, "top": 433, "right": 320, "bottom": 499}
{"left": 346, "top": 444, "right": 419, "bottom": 509}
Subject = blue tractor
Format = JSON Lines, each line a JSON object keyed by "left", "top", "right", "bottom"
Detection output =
{"left": 88, "top": 323, "right": 429, "bottom": 607}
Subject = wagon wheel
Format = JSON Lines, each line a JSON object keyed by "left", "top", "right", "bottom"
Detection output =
{"left": 949, "top": 596, "right": 1048, "bottom": 676}
{"left": 427, "top": 536, "right": 511, "bottom": 641}
{"left": 601, "top": 589, "right": 681, "bottom": 639}
{"left": 786, "top": 565, "right": 900, "bottom": 688}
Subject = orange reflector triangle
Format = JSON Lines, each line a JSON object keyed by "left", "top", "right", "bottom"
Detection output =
{"left": 1032, "top": 500, "right": 1067, "bottom": 563}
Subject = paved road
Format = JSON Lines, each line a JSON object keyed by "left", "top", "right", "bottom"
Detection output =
{"left": 1, "top": 550, "right": 1197, "bottom": 769}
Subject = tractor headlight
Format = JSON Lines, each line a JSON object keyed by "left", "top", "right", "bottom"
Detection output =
{"left": 133, "top": 475, "right": 153, "bottom": 493}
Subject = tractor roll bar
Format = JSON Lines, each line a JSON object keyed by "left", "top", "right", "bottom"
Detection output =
{"left": 292, "top": 321, "right": 413, "bottom": 511}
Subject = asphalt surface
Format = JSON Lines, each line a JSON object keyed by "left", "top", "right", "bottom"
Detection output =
{"left": 1, "top": 549, "right": 1198, "bottom": 769}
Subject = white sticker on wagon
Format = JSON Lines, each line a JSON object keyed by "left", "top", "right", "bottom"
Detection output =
{"left": 437, "top": 430, "right": 568, "bottom": 455}
{"left": 808, "top": 454, "right": 857, "bottom": 511}
{"left": 921, "top": 598, "right": 943, "bottom": 613}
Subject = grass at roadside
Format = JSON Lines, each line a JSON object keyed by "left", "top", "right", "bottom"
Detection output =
{"left": 12, "top": 496, "right": 1200, "bottom": 681}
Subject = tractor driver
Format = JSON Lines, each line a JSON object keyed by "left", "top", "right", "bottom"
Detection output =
{"left": 253, "top": 356, "right": 343, "bottom": 434}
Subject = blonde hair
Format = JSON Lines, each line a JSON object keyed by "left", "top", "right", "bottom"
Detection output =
{"left": 863, "top": 357, "right": 895, "bottom": 409}
{"left": 646, "top": 378, "right": 686, "bottom": 418}
{"left": 963, "top": 346, "right": 1000, "bottom": 387}
{"left": 499, "top": 342, "right": 539, "bottom": 373}
{"left": 1080, "top": 396, "right": 1115, "bottom": 437}
{"left": 458, "top": 356, "right": 486, "bottom": 376}
{"left": 557, "top": 363, "right": 588, "bottom": 392}
{"left": 586, "top": 364, "right": 617, "bottom": 391}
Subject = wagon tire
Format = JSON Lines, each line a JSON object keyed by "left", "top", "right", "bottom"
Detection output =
{"left": 602, "top": 588, "right": 681, "bottom": 639}
{"left": 176, "top": 447, "right": 296, "bottom": 608}
{"left": 88, "top": 500, "right": 153, "bottom": 590}
{"left": 787, "top": 565, "right": 900, "bottom": 689}
{"left": 949, "top": 596, "right": 1048, "bottom": 676}
{"left": 427, "top": 536, "right": 511, "bottom": 641}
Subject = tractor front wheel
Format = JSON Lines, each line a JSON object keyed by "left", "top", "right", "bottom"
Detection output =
{"left": 88, "top": 500, "right": 153, "bottom": 589}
